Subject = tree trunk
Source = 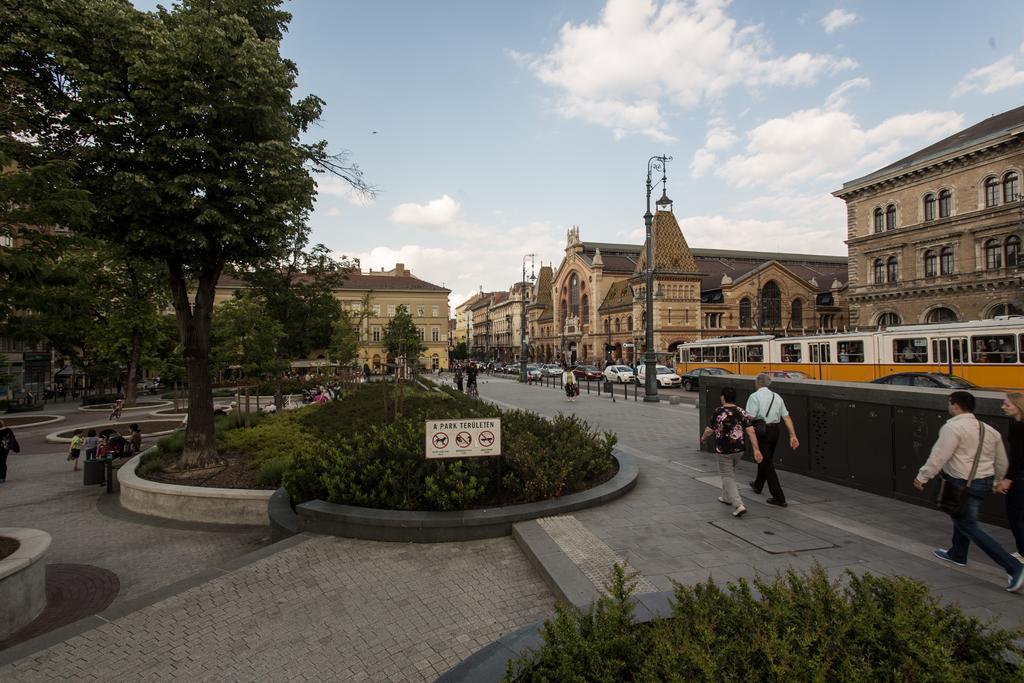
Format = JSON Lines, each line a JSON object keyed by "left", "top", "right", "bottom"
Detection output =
{"left": 168, "top": 260, "right": 221, "bottom": 469}
{"left": 124, "top": 328, "right": 142, "bottom": 407}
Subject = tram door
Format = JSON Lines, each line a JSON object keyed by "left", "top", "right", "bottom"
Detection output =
{"left": 934, "top": 337, "right": 968, "bottom": 375}
{"left": 731, "top": 346, "right": 746, "bottom": 375}
{"left": 809, "top": 342, "right": 831, "bottom": 380}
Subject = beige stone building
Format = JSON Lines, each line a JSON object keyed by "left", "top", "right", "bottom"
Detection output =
{"left": 216, "top": 264, "right": 451, "bottom": 370}
{"left": 834, "top": 105, "right": 1024, "bottom": 327}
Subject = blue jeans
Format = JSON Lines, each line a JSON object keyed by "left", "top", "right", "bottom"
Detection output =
{"left": 945, "top": 474, "right": 1019, "bottom": 574}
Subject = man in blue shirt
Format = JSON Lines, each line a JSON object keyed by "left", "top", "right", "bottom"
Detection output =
{"left": 746, "top": 373, "right": 800, "bottom": 507}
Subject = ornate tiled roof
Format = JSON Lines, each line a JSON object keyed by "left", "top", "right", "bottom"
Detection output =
{"left": 534, "top": 265, "right": 554, "bottom": 321}
{"left": 598, "top": 280, "right": 633, "bottom": 312}
{"left": 634, "top": 210, "right": 700, "bottom": 274}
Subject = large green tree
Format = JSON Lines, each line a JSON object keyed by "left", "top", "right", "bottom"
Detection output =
{"left": 211, "top": 292, "right": 286, "bottom": 380}
{"left": 5, "top": 0, "right": 370, "bottom": 467}
{"left": 383, "top": 305, "right": 426, "bottom": 375}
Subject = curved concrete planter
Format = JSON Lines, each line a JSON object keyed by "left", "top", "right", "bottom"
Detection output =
{"left": 0, "top": 528, "right": 52, "bottom": 640}
{"left": 118, "top": 451, "right": 273, "bottom": 526}
{"left": 277, "top": 451, "right": 638, "bottom": 543}
{"left": 438, "top": 591, "right": 673, "bottom": 682}
{"left": 0, "top": 414, "right": 64, "bottom": 429}
{"left": 46, "top": 418, "right": 184, "bottom": 444}
{"left": 78, "top": 400, "right": 172, "bottom": 413}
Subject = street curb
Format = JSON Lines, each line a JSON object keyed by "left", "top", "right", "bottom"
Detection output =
{"left": 511, "top": 520, "right": 599, "bottom": 611}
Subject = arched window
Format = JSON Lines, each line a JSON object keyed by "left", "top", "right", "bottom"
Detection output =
{"left": 641, "top": 311, "right": 646, "bottom": 330}
{"left": 581, "top": 294, "right": 589, "bottom": 324}
{"left": 938, "top": 189, "right": 951, "bottom": 218}
{"left": 985, "top": 239, "right": 1002, "bottom": 270}
{"left": 923, "top": 250, "right": 937, "bottom": 277}
{"left": 569, "top": 274, "right": 579, "bottom": 317}
{"left": 627, "top": 316, "right": 633, "bottom": 331}
{"left": 926, "top": 307, "right": 958, "bottom": 324}
{"left": 886, "top": 256, "right": 898, "bottom": 283}
{"left": 873, "top": 208, "right": 883, "bottom": 233}
{"left": 738, "top": 297, "right": 751, "bottom": 328}
{"left": 1006, "top": 235, "right": 1021, "bottom": 268}
{"left": 790, "top": 299, "right": 803, "bottom": 329}
{"left": 990, "top": 302, "right": 1024, "bottom": 317}
{"left": 759, "top": 281, "right": 782, "bottom": 328}
{"left": 985, "top": 177, "right": 1000, "bottom": 207}
{"left": 1005, "top": 171, "right": 1020, "bottom": 202}
{"left": 820, "top": 314, "right": 835, "bottom": 329}
{"left": 940, "top": 247, "right": 954, "bottom": 275}
{"left": 614, "top": 318, "right": 621, "bottom": 333}
{"left": 923, "top": 194, "right": 936, "bottom": 221}
{"left": 877, "top": 311, "right": 901, "bottom": 328}
{"left": 604, "top": 318, "right": 610, "bottom": 334}
{"left": 885, "top": 204, "right": 896, "bottom": 230}
{"left": 873, "top": 258, "right": 884, "bottom": 284}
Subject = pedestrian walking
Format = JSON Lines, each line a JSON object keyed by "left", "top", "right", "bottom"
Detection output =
{"left": 914, "top": 391, "right": 1024, "bottom": 592}
{"left": 746, "top": 373, "right": 800, "bottom": 507}
{"left": 563, "top": 366, "right": 578, "bottom": 402}
{"left": 83, "top": 428, "right": 98, "bottom": 461}
{"left": 0, "top": 419, "right": 21, "bottom": 483}
{"left": 129, "top": 423, "right": 143, "bottom": 457}
{"left": 68, "top": 429, "right": 83, "bottom": 472}
{"left": 999, "top": 392, "right": 1024, "bottom": 562}
{"left": 701, "top": 387, "right": 763, "bottom": 518}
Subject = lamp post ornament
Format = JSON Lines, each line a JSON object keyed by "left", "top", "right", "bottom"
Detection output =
{"left": 643, "top": 154, "right": 671, "bottom": 403}
{"left": 520, "top": 253, "right": 536, "bottom": 382}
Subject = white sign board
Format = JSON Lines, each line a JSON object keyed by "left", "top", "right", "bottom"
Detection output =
{"left": 425, "top": 418, "right": 501, "bottom": 459}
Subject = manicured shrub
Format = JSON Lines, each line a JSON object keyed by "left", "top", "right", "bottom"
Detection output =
{"left": 256, "top": 456, "right": 290, "bottom": 487}
{"left": 507, "top": 565, "right": 1024, "bottom": 681}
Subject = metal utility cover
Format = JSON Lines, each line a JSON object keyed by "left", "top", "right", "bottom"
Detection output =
{"left": 709, "top": 518, "right": 836, "bottom": 554}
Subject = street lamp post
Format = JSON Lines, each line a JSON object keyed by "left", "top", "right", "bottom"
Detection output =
{"left": 520, "top": 253, "right": 536, "bottom": 382}
{"left": 642, "top": 155, "right": 671, "bottom": 403}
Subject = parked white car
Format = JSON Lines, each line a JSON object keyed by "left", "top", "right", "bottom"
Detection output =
{"left": 604, "top": 365, "right": 634, "bottom": 383}
{"left": 541, "top": 364, "right": 563, "bottom": 377}
{"left": 635, "top": 364, "right": 682, "bottom": 387}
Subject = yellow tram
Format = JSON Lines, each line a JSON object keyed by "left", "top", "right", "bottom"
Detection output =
{"left": 676, "top": 318, "right": 1024, "bottom": 390}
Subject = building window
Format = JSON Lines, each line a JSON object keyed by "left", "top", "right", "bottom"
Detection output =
{"left": 873, "top": 208, "right": 883, "bottom": 233}
{"left": 873, "top": 259, "right": 884, "bottom": 284}
{"left": 985, "top": 238, "right": 1002, "bottom": 270}
{"left": 739, "top": 298, "right": 752, "bottom": 328}
{"left": 1007, "top": 235, "right": 1021, "bottom": 268}
{"left": 1006, "top": 171, "right": 1020, "bottom": 202}
{"left": 372, "top": 326, "right": 381, "bottom": 342}
{"left": 926, "top": 307, "right": 958, "bottom": 324}
{"left": 431, "top": 327, "right": 439, "bottom": 342}
{"left": 940, "top": 247, "right": 954, "bottom": 275}
{"left": 985, "top": 177, "right": 1000, "bottom": 207}
{"left": 885, "top": 204, "right": 896, "bottom": 230}
{"left": 432, "top": 305, "right": 439, "bottom": 317}
{"left": 417, "top": 326, "right": 425, "bottom": 341}
{"left": 372, "top": 304, "right": 381, "bottom": 316}
{"left": 614, "top": 318, "right": 621, "bottom": 333}
{"left": 938, "top": 189, "right": 951, "bottom": 218}
{"left": 417, "top": 305, "right": 425, "bottom": 317}
{"left": 581, "top": 294, "right": 589, "bottom": 324}
{"left": 923, "top": 250, "right": 937, "bottom": 277}
{"left": 877, "top": 312, "right": 901, "bottom": 328}
{"left": 990, "top": 302, "right": 1024, "bottom": 318}
{"left": 924, "top": 194, "right": 936, "bottom": 221}
{"left": 569, "top": 274, "right": 579, "bottom": 317}
{"left": 759, "top": 281, "right": 782, "bottom": 328}
{"left": 790, "top": 299, "right": 802, "bottom": 329}
{"left": 886, "top": 256, "right": 898, "bottom": 283}
{"left": 820, "top": 314, "right": 835, "bottom": 329}
{"left": 387, "top": 304, "right": 396, "bottom": 316}
{"left": 627, "top": 316, "right": 633, "bottom": 331}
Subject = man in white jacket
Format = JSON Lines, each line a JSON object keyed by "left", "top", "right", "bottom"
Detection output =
{"left": 914, "top": 391, "right": 1023, "bottom": 592}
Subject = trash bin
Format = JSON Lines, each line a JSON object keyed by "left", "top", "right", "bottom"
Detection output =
{"left": 83, "top": 458, "right": 105, "bottom": 485}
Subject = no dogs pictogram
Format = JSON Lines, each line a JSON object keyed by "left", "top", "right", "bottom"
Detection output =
{"left": 432, "top": 432, "right": 449, "bottom": 449}
{"left": 478, "top": 431, "right": 495, "bottom": 447}
{"left": 455, "top": 431, "right": 473, "bottom": 448}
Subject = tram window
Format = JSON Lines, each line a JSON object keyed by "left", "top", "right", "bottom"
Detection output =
{"left": 731, "top": 347, "right": 746, "bottom": 363}
{"left": 951, "top": 339, "right": 965, "bottom": 363}
{"left": 971, "top": 335, "right": 1017, "bottom": 363}
{"left": 746, "top": 344, "right": 764, "bottom": 362}
{"left": 932, "top": 340, "right": 948, "bottom": 364}
{"left": 781, "top": 343, "right": 801, "bottom": 362}
{"left": 894, "top": 338, "right": 928, "bottom": 363}
{"left": 715, "top": 346, "right": 730, "bottom": 362}
{"left": 837, "top": 341, "right": 864, "bottom": 363}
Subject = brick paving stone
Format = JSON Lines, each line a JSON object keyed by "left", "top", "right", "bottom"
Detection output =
{"left": 537, "top": 515, "right": 656, "bottom": 593}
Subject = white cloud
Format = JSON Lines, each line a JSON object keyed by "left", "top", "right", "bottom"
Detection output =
{"left": 389, "top": 195, "right": 461, "bottom": 227}
{"left": 524, "top": 0, "right": 856, "bottom": 139}
{"left": 953, "top": 42, "right": 1024, "bottom": 97}
{"left": 314, "top": 174, "right": 375, "bottom": 207}
{"left": 820, "top": 9, "right": 857, "bottom": 34}
{"left": 690, "top": 123, "right": 738, "bottom": 176}
{"left": 824, "top": 77, "right": 870, "bottom": 110}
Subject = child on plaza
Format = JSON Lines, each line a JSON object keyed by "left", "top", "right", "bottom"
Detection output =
{"left": 96, "top": 435, "right": 109, "bottom": 460}
{"left": 83, "top": 429, "right": 98, "bottom": 460}
{"left": 68, "top": 430, "right": 83, "bottom": 471}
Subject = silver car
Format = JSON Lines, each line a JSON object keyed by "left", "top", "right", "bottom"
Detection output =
{"left": 541, "top": 364, "right": 563, "bottom": 377}
{"left": 604, "top": 365, "right": 635, "bottom": 383}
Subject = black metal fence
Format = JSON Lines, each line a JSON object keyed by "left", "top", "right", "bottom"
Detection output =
{"left": 524, "top": 374, "right": 642, "bottom": 402}
{"left": 699, "top": 375, "right": 1013, "bottom": 527}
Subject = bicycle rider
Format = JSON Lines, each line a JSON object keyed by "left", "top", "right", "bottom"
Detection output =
{"left": 466, "top": 363, "right": 478, "bottom": 395}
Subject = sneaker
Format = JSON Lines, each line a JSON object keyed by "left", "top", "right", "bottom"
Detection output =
{"left": 766, "top": 498, "right": 788, "bottom": 507}
{"left": 748, "top": 481, "right": 763, "bottom": 494}
{"left": 733, "top": 505, "right": 747, "bottom": 518}
{"left": 933, "top": 549, "right": 967, "bottom": 567}
{"left": 1008, "top": 565, "right": 1024, "bottom": 593}
{"left": 717, "top": 496, "right": 731, "bottom": 505}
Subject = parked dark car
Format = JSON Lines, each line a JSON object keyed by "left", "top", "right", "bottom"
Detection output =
{"left": 763, "top": 370, "right": 810, "bottom": 379}
{"left": 572, "top": 364, "right": 603, "bottom": 381}
{"left": 870, "top": 372, "right": 977, "bottom": 389}
{"left": 680, "top": 367, "right": 733, "bottom": 392}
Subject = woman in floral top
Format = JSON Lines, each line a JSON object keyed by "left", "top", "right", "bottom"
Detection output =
{"left": 701, "top": 386, "right": 763, "bottom": 518}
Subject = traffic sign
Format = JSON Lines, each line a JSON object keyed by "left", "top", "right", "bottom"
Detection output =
{"left": 425, "top": 418, "right": 501, "bottom": 459}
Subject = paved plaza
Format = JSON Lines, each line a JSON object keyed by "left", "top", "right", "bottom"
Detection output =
{"left": 1, "top": 380, "right": 1023, "bottom": 679}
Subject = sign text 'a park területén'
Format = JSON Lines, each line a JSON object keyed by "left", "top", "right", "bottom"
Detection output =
{"left": 425, "top": 419, "right": 501, "bottom": 459}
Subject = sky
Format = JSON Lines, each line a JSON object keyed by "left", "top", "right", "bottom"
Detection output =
{"left": 134, "top": 0, "right": 1024, "bottom": 309}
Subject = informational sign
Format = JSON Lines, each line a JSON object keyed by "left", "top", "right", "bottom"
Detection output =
{"left": 425, "top": 418, "right": 501, "bottom": 459}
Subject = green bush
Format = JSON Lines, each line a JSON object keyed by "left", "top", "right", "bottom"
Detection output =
{"left": 507, "top": 565, "right": 1024, "bottom": 682}
{"left": 256, "top": 456, "right": 290, "bottom": 487}
{"left": 219, "top": 409, "right": 325, "bottom": 467}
